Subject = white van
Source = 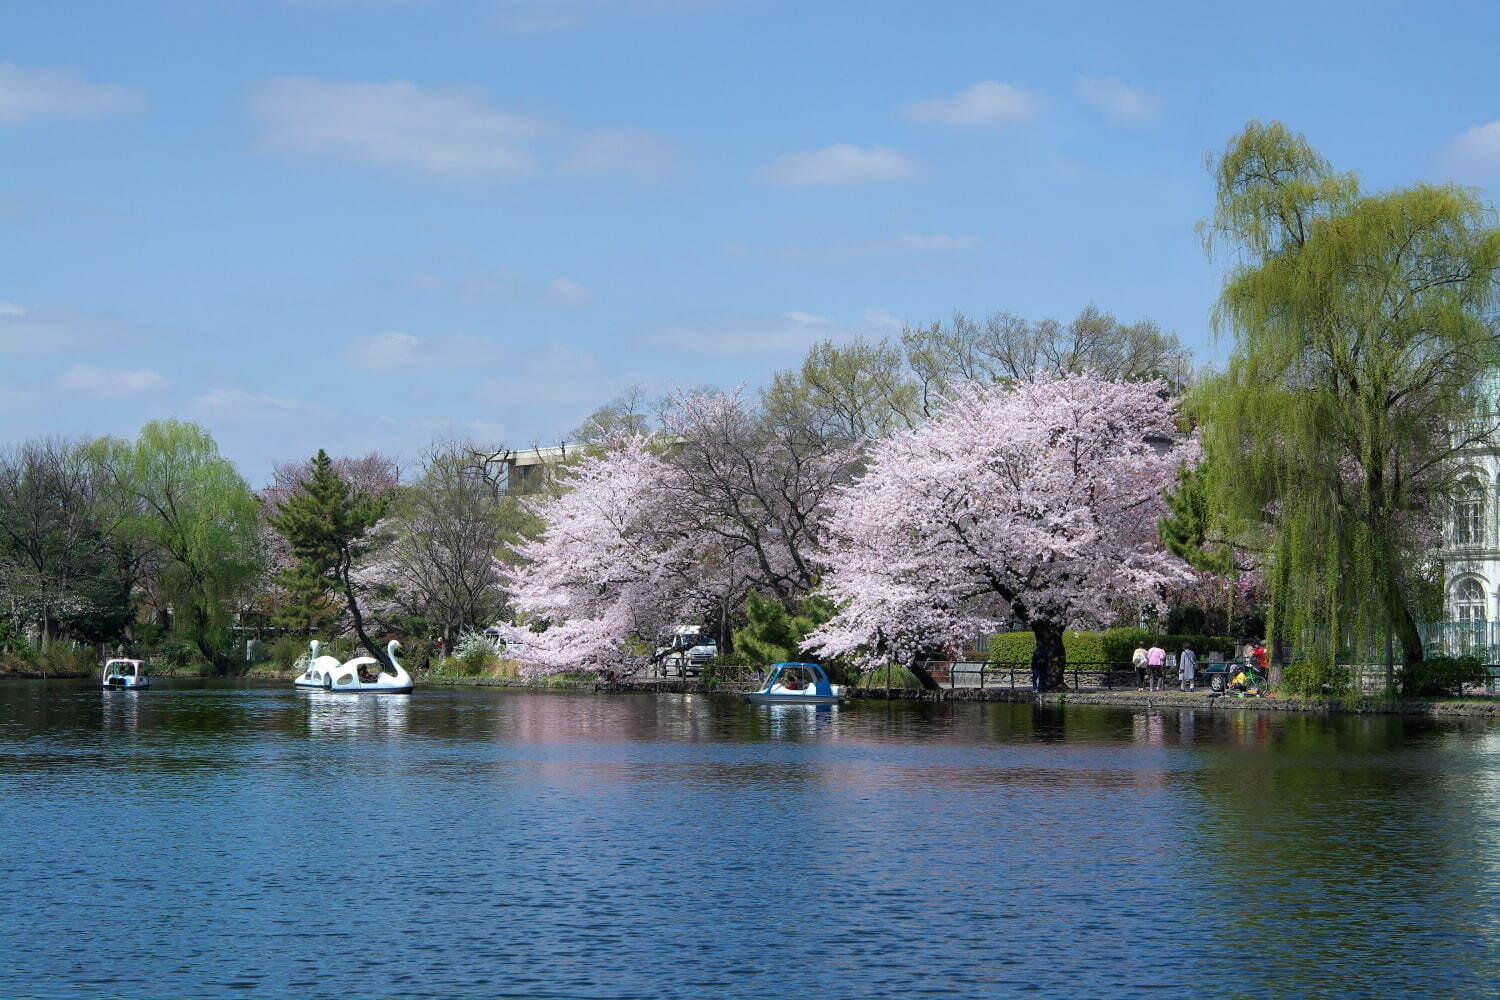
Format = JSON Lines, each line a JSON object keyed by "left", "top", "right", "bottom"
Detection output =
{"left": 654, "top": 626, "right": 718, "bottom": 676}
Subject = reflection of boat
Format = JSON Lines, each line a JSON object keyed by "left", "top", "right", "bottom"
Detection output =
{"left": 293, "top": 640, "right": 345, "bottom": 690}
{"left": 323, "top": 640, "right": 414, "bottom": 694}
{"left": 102, "top": 659, "right": 149, "bottom": 689}
{"left": 745, "top": 662, "right": 842, "bottom": 705}
{"left": 304, "top": 687, "right": 411, "bottom": 736}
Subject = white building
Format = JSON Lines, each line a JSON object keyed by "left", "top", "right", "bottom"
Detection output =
{"left": 1431, "top": 387, "right": 1500, "bottom": 659}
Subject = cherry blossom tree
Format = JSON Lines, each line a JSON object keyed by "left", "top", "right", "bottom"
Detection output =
{"left": 504, "top": 388, "right": 860, "bottom": 676}
{"left": 658, "top": 387, "right": 857, "bottom": 606}
{"left": 501, "top": 436, "right": 745, "bottom": 676}
{"left": 807, "top": 374, "right": 1193, "bottom": 687}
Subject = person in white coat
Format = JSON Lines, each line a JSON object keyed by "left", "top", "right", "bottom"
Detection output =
{"left": 1179, "top": 645, "right": 1198, "bottom": 691}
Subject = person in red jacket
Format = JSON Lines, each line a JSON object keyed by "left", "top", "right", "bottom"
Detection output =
{"left": 1251, "top": 643, "right": 1268, "bottom": 672}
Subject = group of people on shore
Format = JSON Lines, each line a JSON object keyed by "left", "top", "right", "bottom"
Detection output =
{"left": 1025, "top": 640, "right": 1268, "bottom": 694}
{"left": 1131, "top": 642, "right": 1195, "bottom": 691}
{"left": 1128, "top": 641, "right": 1268, "bottom": 692}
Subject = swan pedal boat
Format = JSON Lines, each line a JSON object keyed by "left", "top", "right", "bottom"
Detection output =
{"left": 294, "top": 639, "right": 414, "bottom": 694}
{"left": 744, "top": 662, "right": 843, "bottom": 705}
{"left": 102, "top": 658, "right": 149, "bottom": 690}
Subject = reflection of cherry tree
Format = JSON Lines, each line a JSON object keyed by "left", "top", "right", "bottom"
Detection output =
{"left": 501, "top": 437, "right": 744, "bottom": 676}
{"left": 807, "top": 374, "right": 1193, "bottom": 687}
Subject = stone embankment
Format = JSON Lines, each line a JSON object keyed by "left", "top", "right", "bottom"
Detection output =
{"left": 849, "top": 685, "right": 1500, "bottom": 718}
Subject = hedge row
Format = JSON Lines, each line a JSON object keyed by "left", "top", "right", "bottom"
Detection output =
{"left": 986, "top": 628, "right": 1238, "bottom": 665}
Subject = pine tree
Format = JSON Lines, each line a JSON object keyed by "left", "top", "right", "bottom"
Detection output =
{"left": 733, "top": 590, "right": 835, "bottom": 664}
{"left": 1158, "top": 464, "right": 1233, "bottom": 576}
{"left": 270, "top": 450, "right": 392, "bottom": 663}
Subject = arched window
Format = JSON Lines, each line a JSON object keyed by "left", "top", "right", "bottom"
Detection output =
{"left": 1455, "top": 480, "right": 1485, "bottom": 545}
{"left": 1456, "top": 580, "right": 1487, "bottom": 625}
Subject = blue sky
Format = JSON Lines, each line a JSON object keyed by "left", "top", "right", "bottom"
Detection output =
{"left": 5, "top": 0, "right": 1500, "bottom": 485}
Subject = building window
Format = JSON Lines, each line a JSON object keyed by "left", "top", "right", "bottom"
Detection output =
{"left": 1455, "top": 487, "right": 1485, "bottom": 545}
{"left": 1456, "top": 580, "right": 1487, "bottom": 625}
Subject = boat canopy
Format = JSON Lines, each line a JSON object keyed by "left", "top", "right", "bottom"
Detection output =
{"left": 762, "top": 662, "right": 833, "bottom": 697}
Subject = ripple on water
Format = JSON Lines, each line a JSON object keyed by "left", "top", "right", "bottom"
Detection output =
{"left": 0, "top": 683, "right": 1496, "bottom": 998}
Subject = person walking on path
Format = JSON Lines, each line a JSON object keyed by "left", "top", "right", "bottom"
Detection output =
{"left": 1147, "top": 643, "right": 1166, "bottom": 691}
{"left": 1030, "top": 644, "right": 1048, "bottom": 694}
{"left": 1132, "top": 644, "right": 1149, "bottom": 690}
{"left": 1179, "top": 644, "right": 1197, "bottom": 691}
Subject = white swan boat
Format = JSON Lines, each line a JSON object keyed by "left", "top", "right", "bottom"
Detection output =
{"left": 295, "top": 639, "right": 413, "bottom": 694}
{"left": 744, "top": 662, "right": 843, "bottom": 706}
{"left": 293, "top": 640, "right": 346, "bottom": 690}
{"left": 102, "top": 658, "right": 149, "bottom": 690}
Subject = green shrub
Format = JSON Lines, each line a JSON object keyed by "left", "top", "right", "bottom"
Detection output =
{"left": 1281, "top": 654, "right": 1350, "bottom": 697}
{"left": 267, "top": 635, "right": 309, "bottom": 667}
{"left": 1402, "top": 655, "right": 1488, "bottom": 698}
{"left": 987, "top": 628, "right": 1236, "bottom": 665}
{"left": 0, "top": 643, "right": 99, "bottom": 677}
{"left": 858, "top": 664, "right": 924, "bottom": 689}
{"left": 149, "top": 637, "right": 204, "bottom": 668}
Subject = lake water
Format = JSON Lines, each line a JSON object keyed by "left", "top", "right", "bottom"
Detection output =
{"left": 1, "top": 681, "right": 1498, "bottom": 999}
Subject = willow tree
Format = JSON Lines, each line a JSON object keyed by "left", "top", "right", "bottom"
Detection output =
{"left": 94, "top": 421, "right": 265, "bottom": 673}
{"left": 1195, "top": 121, "right": 1500, "bottom": 685}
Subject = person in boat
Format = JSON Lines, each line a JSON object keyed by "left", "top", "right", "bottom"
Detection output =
{"left": 358, "top": 661, "right": 375, "bottom": 683}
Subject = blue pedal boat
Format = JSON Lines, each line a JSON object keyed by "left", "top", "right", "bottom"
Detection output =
{"left": 744, "top": 662, "right": 843, "bottom": 705}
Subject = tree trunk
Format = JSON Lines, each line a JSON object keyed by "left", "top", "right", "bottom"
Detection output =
{"left": 906, "top": 659, "right": 941, "bottom": 691}
{"left": 190, "top": 604, "right": 235, "bottom": 675}
{"left": 1395, "top": 599, "right": 1423, "bottom": 670}
{"left": 1266, "top": 556, "right": 1291, "bottom": 689}
{"left": 1033, "top": 619, "right": 1066, "bottom": 690}
{"left": 339, "top": 559, "right": 388, "bottom": 669}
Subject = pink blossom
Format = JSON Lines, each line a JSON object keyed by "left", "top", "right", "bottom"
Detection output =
{"left": 808, "top": 374, "right": 1194, "bottom": 665}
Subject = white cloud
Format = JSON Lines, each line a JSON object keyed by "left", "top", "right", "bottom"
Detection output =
{"left": 398, "top": 268, "right": 591, "bottom": 305}
{"left": 347, "top": 332, "right": 426, "bottom": 371}
{"left": 491, "top": 0, "right": 712, "bottom": 34}
{"left": 250, "top": 76, "right": 551, "bottom": 178}
{"left": 727, "top": 232, "right": 981, "bottom": 258}
{"left": 0, "top": 303, "right": 148, "bottom": 355}
{"left": 546, "top": 277, "right": 592, "bottom": 305}
{"left": 1444, "top": 120, "right": 1500, "bottom": 175}
{"left": 758, "top": 143, "right": 918, "bottom": 186}
{"left": 782, "top": 311, "right": 830, "bottom": 326}
{"left": 563, "top": 127, "right": 677, "bottom": 177}
{"left": 1075, "top": 76, "right": 1160, "bottom": 121}
{"left": 642, "top": 310, "right": 848, "bottom": 355}
{"left": 863, "top": 308, "right": 904, "bottom": 334}
{"left": 345, "top": 331, "right": 503, "bottom": 371}
{"left": 901, "top": 81, "right": 1036, "bottom": 128}
{"left": 0, "top": 63, "right": 145, "bottom": 123}
{"left": 475, "top": 345, "right": 620, "bottom": 406}
{"left": 892, "top": 232, "right": 980, "bottom": 251}
{"left": 250, "top": 75, "right": 676, "bottom": 181}
{"left": 193, "top": 389, "right": 314, "bottom": 416}
{"left": 55, "top": 364, "right": 167, "bottom": 396}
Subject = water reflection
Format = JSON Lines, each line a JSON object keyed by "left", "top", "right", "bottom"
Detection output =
{"left": 2, "top": 683, "right": 1499, "bottom": 999}
{"left": 302, "top": 691, "right": 410, "bottom": 740}
{"left": 100, "top": 688, "right": 142, "bottom": 732}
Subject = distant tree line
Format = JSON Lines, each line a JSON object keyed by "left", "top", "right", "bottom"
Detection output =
{"left": 6, "top": 120, "right": 1490, "bottom": 698}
